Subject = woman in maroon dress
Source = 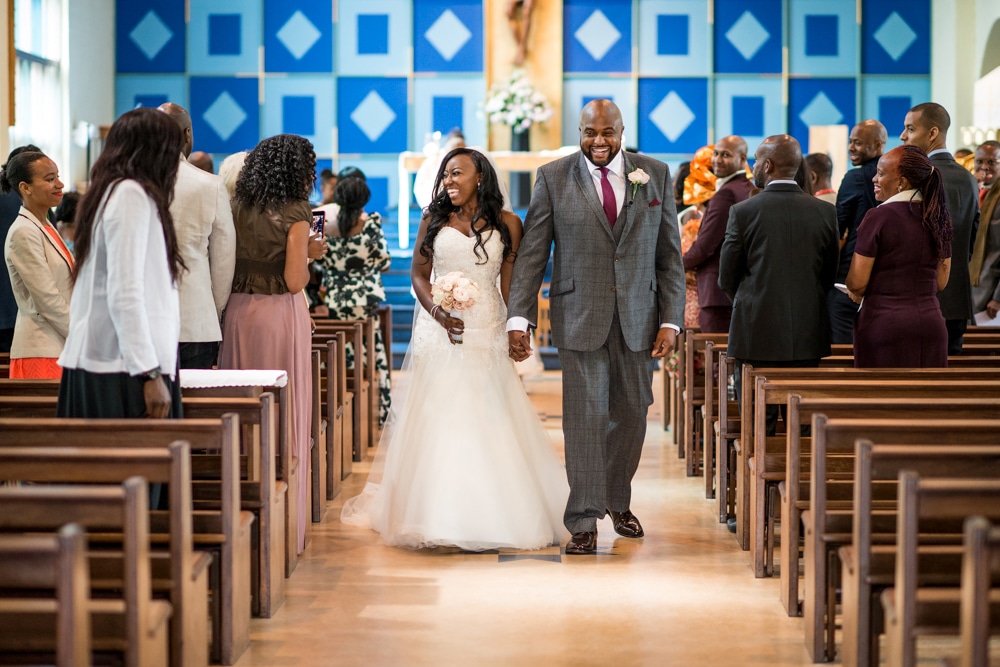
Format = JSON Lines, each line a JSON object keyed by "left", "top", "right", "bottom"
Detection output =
{"left": 846, "top": 145, "right": 953, "bottom": 367}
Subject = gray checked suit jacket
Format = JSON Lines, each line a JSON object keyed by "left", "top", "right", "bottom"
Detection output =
{"left": 508, "top": 151, "right": 685, "bottom": 352}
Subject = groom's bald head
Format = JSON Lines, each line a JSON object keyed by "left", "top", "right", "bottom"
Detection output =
{"left": 579, "top": 99, "right": 624, "bottom": 167}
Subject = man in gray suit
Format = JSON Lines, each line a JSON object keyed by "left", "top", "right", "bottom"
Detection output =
{"left": 900, "top": 102, "right": 979, "bottom": 354}
{"left": 719, "top": 135, "right": 839, "bottom": 435}
{"left": 507, "top": 100, "right": 685, "bottom": 554}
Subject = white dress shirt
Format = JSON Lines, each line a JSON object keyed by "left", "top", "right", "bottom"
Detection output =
{"left": 59, "top": 180, "right": 180, "bottom": 378}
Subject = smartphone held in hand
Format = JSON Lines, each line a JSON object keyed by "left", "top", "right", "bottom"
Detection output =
{"left": 311, "top": 209, "right": 326, "bottom": 235}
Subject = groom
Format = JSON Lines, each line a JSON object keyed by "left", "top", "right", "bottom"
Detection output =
{"left": 507, "top": 99, "right": 685, "bottom": 554}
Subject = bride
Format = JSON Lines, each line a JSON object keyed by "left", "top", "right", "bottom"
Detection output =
{"left": 341, "top": 147, "right": 568, "bottom": 551}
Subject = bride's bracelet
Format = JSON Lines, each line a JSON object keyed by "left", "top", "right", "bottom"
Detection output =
{"left": 430, "top": 305, "right": 442, "bottom": 322}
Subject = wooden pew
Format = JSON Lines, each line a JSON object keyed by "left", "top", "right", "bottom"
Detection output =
{"left": 881, "top": 474, "right": 1000, "bottom": 667}
{"left": 314, "top": 321, "right": 370, "bottom": 461}
{"left": 0, "top": 523, "right": 90, "bottom": 667}
{"left": 0, "top": 392, "right": 287, "bottom": 621}
{"left": 741, "top": 368, "right": 1000, "bottom": 569}
{"left": 682, "top": 332, "right": 727, "bottom": 476}
{"left": 780, "top": 396, "right": 1000, "bottom": 617}
{"left": 309, "top": 349, "right": 327, "bottom": 524}
{"left": 0, "top": 419, "right": 251, "bottom": 665}
{"left": 0, "top": 443, "right": 205, "bottom": 667}
{"left": 802, "top": 417, "right": 1000, "bottom": 663}
{"left": 0, "top": 479, "right": 172, "bottom": 667}
{"left": 958, "top": 517, "right": 1000, "bottom": 667}
{"left": 313, "top": 336, "right": 346, "bottom": 500}
{"left": 841, "top": 443, "right": 1000, "bottom": 667}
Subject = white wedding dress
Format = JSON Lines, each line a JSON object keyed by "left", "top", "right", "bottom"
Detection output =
{"left": 341, "top": 227, "right": 568, "bottom": 550}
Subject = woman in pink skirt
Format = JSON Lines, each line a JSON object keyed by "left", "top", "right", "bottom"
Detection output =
{"left": 219, "top": 134, "right": 326, "bottom": 553}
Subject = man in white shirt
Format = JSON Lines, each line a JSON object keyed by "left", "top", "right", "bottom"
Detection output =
{"left": 158, "top": 103, "right": 236, "bottom": 368}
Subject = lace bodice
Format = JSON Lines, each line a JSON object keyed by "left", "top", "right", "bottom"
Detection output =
{"left": 410, "top": 227, "right": 508, "bottom": 360}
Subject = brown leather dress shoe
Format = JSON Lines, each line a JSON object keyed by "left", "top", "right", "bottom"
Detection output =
{"left": 565, "top": 531, "right": 597, "bottom": 554}
{"left": 607, "top": 509, "right": 644, "bottom": 538}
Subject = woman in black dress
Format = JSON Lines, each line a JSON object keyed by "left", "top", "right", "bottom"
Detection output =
{"left": 846, "top": 145, "right": 952, "bottom": 367}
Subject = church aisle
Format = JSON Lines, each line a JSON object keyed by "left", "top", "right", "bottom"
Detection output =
{"left": 233, "top": 371, "right": 815, "bottom": 666}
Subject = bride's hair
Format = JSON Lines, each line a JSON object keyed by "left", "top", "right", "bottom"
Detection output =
{"left": 420, "top": 147, "right": 512, "bottom": 265}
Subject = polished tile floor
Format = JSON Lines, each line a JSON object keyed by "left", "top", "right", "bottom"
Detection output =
{"left": 235, "top": 371, "right": 972, "bottom": 667}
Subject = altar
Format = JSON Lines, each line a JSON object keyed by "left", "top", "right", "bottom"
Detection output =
{"left": 395, "top": 149, "right": 575, "bottom": 250}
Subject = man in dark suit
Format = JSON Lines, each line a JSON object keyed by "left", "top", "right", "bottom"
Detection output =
{"left": 901, "top": 102, "right": 979, "bottom": 354}
{"left": 683, "top": 135, "right": 752, "bottom": 333}
{"left": 508, "top": 99, "right": 685, "bottom": 554}
{"left": 829, "top": 120, "right": 886, "bottom": 344}
{"left": 719, "top": 135, "right": 839, "bottom": 434}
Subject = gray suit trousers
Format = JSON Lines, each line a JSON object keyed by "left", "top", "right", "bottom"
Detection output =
{"left": 558, "top": 312, "right": 655, "bottom": 534}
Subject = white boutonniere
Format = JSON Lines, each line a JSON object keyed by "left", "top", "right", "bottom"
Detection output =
{"left": 628, "top": 168, "right": 650, "bottom": 199}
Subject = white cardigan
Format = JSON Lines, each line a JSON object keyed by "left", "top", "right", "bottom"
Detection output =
{"left": 59, "top": 180, "right": 180, "bottom": 378}
{"left": 3, "top": 207, "right": 74, "bottom": 358}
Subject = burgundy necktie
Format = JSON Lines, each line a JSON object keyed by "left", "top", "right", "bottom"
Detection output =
{"left": 599, "top": 167, "right": 617, "bottom": 227}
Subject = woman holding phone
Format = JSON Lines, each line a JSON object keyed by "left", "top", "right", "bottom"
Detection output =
{"left": 317, "top": 175, "right": 392, "bottom": 426}
{"left": 219, "top": 134, "right": 326, "bottom": 554}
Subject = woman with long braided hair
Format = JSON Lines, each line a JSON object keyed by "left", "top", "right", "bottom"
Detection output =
{"left": 846, "top": 144, "right": 953, "bottom": 367}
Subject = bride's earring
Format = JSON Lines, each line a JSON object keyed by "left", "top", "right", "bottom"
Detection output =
{"left": 477, "top": 181, "right": 482, "bottom": 190}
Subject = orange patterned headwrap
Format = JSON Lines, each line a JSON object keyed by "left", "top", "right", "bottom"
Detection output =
{"left": 683, "top": 144, "right": 717, "bottom": 206}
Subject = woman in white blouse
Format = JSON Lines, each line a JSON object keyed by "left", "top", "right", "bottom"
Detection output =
{"left": 1, "top": 150, "right": 73, "bottom": 378}
{"left": 57, "top": 108, "right": 187, "bottom": 419}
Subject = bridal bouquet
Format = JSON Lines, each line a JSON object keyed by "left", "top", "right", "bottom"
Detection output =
{"left": 480, "top": 69, "right": 553, "bottom": 134}
{"left": 432, "top": 271, "right": 479, "bottom": 312}
{"left": 432, "top": 271, "right": 479, "bottom": 344}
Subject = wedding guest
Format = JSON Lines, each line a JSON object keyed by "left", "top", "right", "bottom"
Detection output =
{"left": 2, "top": 151, "right": 72, "bottom": 378}
{"left": 684, "top": 136, "right": 752, "bottom": 333}
{"left": 847, "top": 145, "right": 952, "bottom": 367}
{"left": 830, "top": 120, "right": 886, "bottom": 344}
{"left": 970, "top": 140, "right": 1000, "bottom": 318}
{"left": 218, "top": 151, "right": 247, "bottom": 201}
{"left": 158, "top": 102, "right": 236, "bottom": 369}
{"left": 317, "top": 176, "right": 392, "bottom": 426}
{"left": 719, "top": 135, "right": 839, "bottom": 434}
{"left": 319, "top": 168, "right": 336, "bottom": 205}
{"left": 0, "top": 144, "right": 41, "bottom": 352}
{"left": 219, "top": 134, "right": 327, "bottom": 554}
{"left": 805, "top": 153, "right": 837, "bottom": 204}
{"left": 57, "top": 108, "right": 187, "bottom": 419}
{"left": 900, "top": 102, "right": 978, "bottom": 354}
{"left": 677, "top": 145, "right": 716, "bottom": 330}
{"left": 188, "top": 151, "right": 214, "bottom": 174}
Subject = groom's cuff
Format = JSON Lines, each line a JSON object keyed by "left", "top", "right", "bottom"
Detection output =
{"left": 506, "top": 316, "right": 533, "bottom": 333}
{"left": 660, "top": 323, "right": 681, "bottom": 333}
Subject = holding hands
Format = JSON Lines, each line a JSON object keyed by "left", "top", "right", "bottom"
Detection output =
{"left": 508, "top": 330, "right": 532, "bottom": 362}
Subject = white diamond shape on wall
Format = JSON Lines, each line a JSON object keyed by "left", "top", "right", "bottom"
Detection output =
{"left": 203, "top": 92, "right": 248, "bottom": 142}
{"left": 649, "top": 91, "right": 695, "bottom": 143}
{"left": 873, "top": 11, "right": 917, "bottom": 62}
{"left": 277, "top": 10, "right": 321, "bottom": 60}
{"left": 129, "top": 10, "right": 173, "bottom": 61}
{"left": 424, "top": 10, "right": 472, "bottom": 62}
{"left": 350, "top": 91, "right": 397, "bottom": 142}
{"left": 725, "top": 11, "right": 770, "bottom": 61}
{"left": 574, "top": 10, "right": 621, "bottom": 62}
{"left": 798, "top": 92, "right": 844, "bottom": 127}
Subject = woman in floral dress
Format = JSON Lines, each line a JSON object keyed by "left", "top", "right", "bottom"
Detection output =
{"left": 318, "top": 175, "right": 392, "bottom": 426}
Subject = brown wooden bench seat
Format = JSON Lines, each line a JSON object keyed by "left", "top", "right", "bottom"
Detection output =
{"left": 881, "top": 475, "right": 1000, "bottom": 667}
{"left": 0, "top": 418, "right": 251, "bottom": 665}
{"left": 956, "top": 517, "right": 1000, "bottom": 667}
{"left": 740, "top": 369, "right": 1000, "bottom": 572}
{"left": 0, "top": 444, "right": 204, "bottom": 667}
{"left": 0, "top": 479, "right": 174, "bottom": 667}
{"left": 779, "top": 396, "right": 1000, "bottom": 618}
{"left": 315, "top": 317, "right": 377, "bottom": 459}
{"left": 802, "top": 418, "right": 1000, "bottom": 663}
{"left": 0, "top": 523, "right": 91, "bottom": 667}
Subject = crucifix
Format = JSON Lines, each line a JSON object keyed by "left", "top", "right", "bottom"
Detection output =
{"left": 507, "top": 0, "right": 535, "bottom": 66}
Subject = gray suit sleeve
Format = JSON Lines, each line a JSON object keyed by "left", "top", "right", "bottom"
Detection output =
{"left": 507, "top": 167, "right": 555, "bottom": 325}
{"left": 654, "top": 164, "right": 685, "bottom": 327}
